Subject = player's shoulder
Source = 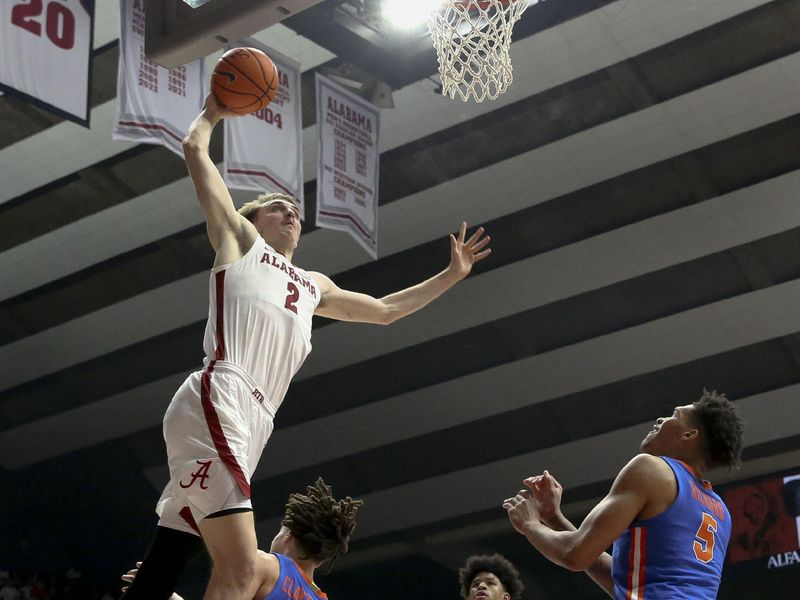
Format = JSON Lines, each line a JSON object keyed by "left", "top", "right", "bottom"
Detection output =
{"left": 307, "top": 270, "right": 334, "bottom": 292}
{"left": 618, "top": 453, "right": 674, "bottom": 486}
{"left": 256, "top": 551, "right": 282, "bottom": 592}
{"left": 257, "top": 549, "right": 280, "bottom": 573}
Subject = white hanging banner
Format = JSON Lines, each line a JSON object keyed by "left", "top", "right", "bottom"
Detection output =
{"left": 0, "top": 0, "right": 95, "bottom": 126}
{"left": 315, "top": 74, "right": 380, "bottom": 259}
{"left": 224, "top": 40, "right": 304, "bottom": 218}
{"left": 112, "top": 0, "right": 204, "bottom": 156}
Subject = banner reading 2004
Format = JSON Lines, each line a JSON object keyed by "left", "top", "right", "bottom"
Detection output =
{"left": 315, "top": 74, "right": 380, "bottom": 259}
{"left": 224, "top": 40, "right": 304, "bottom": 219}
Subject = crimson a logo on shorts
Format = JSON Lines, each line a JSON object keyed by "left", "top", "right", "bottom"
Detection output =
{"left": 180, "top": 460, "right": 212, "bottom": 489}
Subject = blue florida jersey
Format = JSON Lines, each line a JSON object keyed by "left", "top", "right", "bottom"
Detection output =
{"left": 263, "top": 553, "right": 327, "bottom": 600}
{"left": 612, "top": 456, "right": 731, "bottom": 599}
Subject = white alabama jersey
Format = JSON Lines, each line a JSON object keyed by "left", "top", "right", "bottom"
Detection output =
{"left": 202, "top": 239, "right": 320, "bottom": 414}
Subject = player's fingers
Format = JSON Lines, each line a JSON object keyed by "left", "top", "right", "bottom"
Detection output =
{"left": 471, "top": 235, "right": 491, "bottom": 252}
{"left": 474, "top": 248, "right": 492, "bottom": 261}
{"left": 465, "top": 226, "right": 484, "bottom": 246}
{"left": 543, "top": 470, "right": 561, "bottom": 489}
{"left": 458, "top": 221, "right": 467, "bottom": 243}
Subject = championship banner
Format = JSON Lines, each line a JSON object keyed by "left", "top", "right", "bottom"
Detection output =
{"left": 0, "top": 0, "right": 95, "bottom": 126}
{"left": 315, "top": 73, "right": 380, "bottom": 259}
{"left": 112, "top": 0, "right": 204, "bottom": 156}
{"left": 224, "top": 40, "right": 304, "bottom": 218}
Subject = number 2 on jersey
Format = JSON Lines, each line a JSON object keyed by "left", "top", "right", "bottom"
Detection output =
{"left": 284, "top": 282, "right": 299, "bottom": 314}
{"left": 693, "top": 512, "right": 718, "bottom": 563}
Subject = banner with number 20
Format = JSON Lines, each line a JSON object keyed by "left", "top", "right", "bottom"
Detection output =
{"left": 0, "top": 0, "right": 95, "bottom": 126}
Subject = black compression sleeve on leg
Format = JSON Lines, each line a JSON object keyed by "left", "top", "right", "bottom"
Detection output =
{"left": 121, "top": 526, "right": 205, "bottom": 600}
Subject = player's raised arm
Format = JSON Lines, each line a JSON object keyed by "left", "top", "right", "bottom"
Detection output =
{"left": 528, "top": 471, "right": 614, "bottom": 598}
{"left": 311, "top": 222, "right": 490, "bottom": 324}
{"left": 182, "top": 93, "right": 255, "bottom": 254}
{"left": 504, "top": 454, "right": 669, "bottom": 572}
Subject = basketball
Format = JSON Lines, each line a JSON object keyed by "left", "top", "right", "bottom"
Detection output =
{"left": 211, "top": 47, "right": 279, "bottom": 115}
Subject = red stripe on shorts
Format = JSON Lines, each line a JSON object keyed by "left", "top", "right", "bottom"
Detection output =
{"left": 200, "top": 362, "right": 251, "bottom": 497}
{"left": 178, "top": 506, "right": 201, "bottom": 535}
{"left": 199, "top": 274, "right": 250, "bottom": 497}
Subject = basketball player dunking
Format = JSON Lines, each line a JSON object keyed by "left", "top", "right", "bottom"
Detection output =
{"left": 503, "top": 390, "right": 744, "bottom": 599}
{"left": 121, "top": 92, "right": 490, "bottom": 600}
{"left": 123, "top": 479, "right": 361, "bottom": 600}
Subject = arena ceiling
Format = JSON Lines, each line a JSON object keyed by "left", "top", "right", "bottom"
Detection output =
{"left": 1, "top": 1, "right": 800, "bottom": 598}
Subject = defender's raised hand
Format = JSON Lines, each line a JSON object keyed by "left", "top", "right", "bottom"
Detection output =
{"left": 448, "top": 222, "right": 491, "bottom": 280}
{"left": 525, "top": 470, "right": 565, "bottom": 528}
{"left": 503, "top": 489, "right": 541, "bottom": 536}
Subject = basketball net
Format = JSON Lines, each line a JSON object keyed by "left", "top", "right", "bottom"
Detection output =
{"left": 428, "top": 0, "right": 536, "bottom": 103}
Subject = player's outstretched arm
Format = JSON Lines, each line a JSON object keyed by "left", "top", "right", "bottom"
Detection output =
{"left": 504, "top": 454, "right": 665, "bottom": 572}
{"left": 311, "top": 222, "right": 490, "bottom": 324}
{"left": 182, "top": 93, "right": 256, "bottom": 254}
{"left": 529, "top": 471, "right": 614, "bottom": 598}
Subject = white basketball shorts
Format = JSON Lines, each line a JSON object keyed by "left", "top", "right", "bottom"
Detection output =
{"left": 155, "top": 361, "right": 274, "bottom": 536}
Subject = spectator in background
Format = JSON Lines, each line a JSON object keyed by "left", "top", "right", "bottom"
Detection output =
{"left": 0, "top": 574, "right": 21, "bottom": 600}
{"left": 458, "top": 554, "right": 524, "bottom": 600}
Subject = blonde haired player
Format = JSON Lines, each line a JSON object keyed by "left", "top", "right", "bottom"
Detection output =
{"left": 121, "top": 92, "right": 491, "bottom": 600}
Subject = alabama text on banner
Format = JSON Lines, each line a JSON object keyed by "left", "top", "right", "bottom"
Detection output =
{"left": 315, "top": 73, "right": 380, "bottom": 259}
{"left": 224, "top": 41, "right": 304, "bottom": 218}
{"left": 112, "top": 0, "right": 204, "bottom": 156}
{"left": 0, "top": 0, "right": 95, "bottom": 126}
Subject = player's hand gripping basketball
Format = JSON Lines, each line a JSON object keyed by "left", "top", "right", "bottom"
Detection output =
{"left": 525, "top": 470, "right": 565, "bottom": 528}
{"left": 203, "top": 91, "right": 238, "bottom": 121}
{"left": 448, "top": 222, "right": 491, "bottom": 280}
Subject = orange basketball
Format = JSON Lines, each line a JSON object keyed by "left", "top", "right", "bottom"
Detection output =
{"left": 211, "top": 47, "right": 279, "bottom": 115}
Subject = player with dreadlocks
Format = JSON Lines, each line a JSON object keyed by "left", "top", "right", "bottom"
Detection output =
{"left": 123, "top": 478, "right": 362, "bottom": 600}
